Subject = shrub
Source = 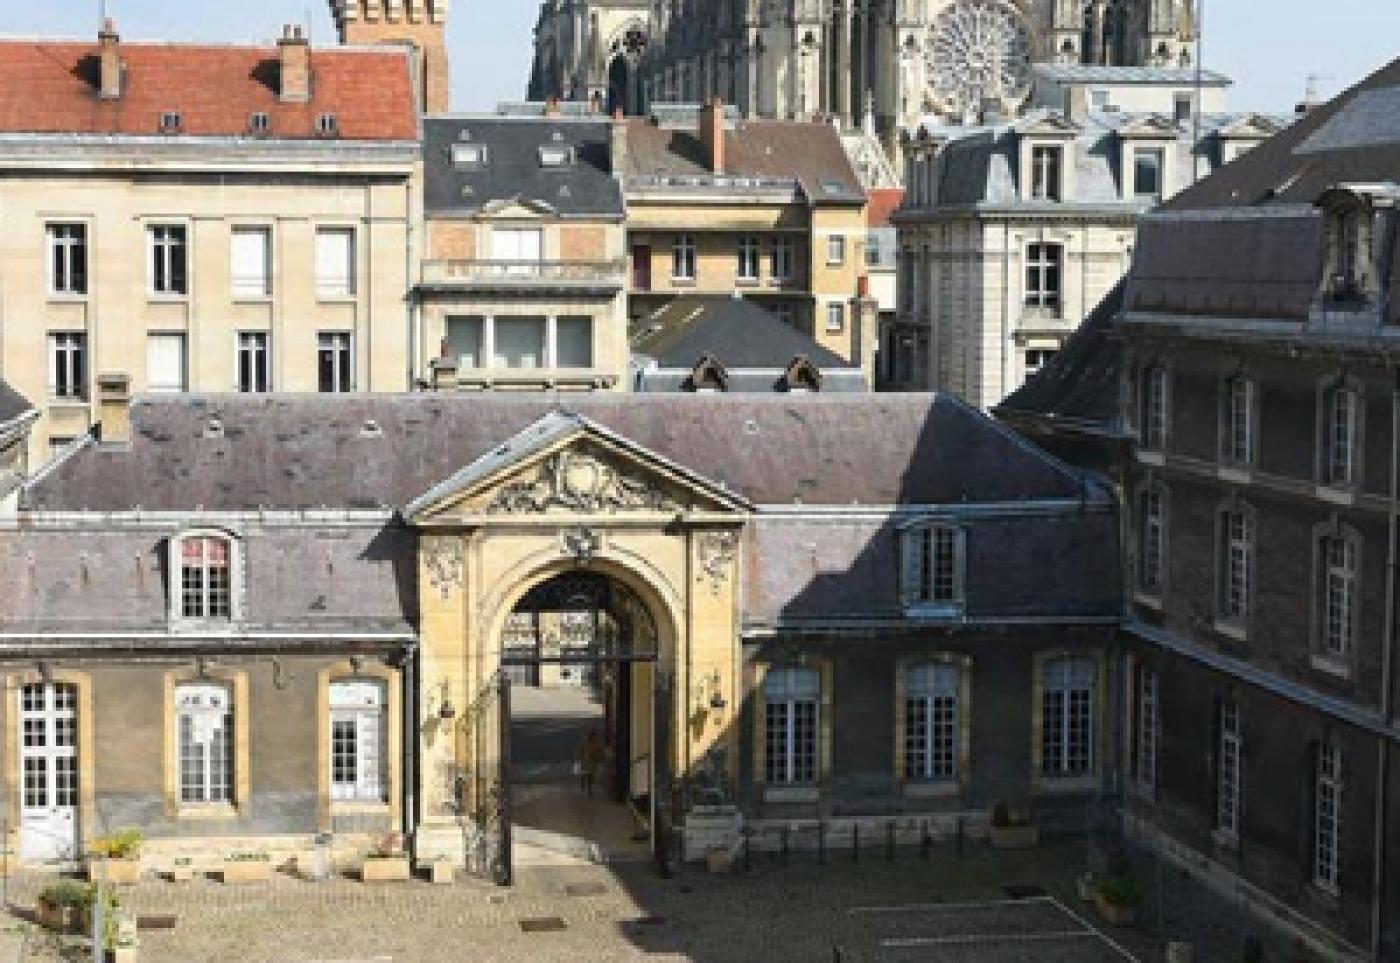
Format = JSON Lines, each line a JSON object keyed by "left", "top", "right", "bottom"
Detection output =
{"left": 1097, "top": 875, "right": 1143, "bottom": 908}
{"left": 370, "top": 832, "right": 405, "bottom": 858}
{"left": 91, "top": 829, "right": 143, "bottom": 860}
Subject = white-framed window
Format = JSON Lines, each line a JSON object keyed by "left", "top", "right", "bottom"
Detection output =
{"left": 1314, "top": 741, "right": 1342, "bottom": 893}
{"left": 315, "top": 228, "right": 356, "bottom": 298}
{"left": 1223, "top": 376, "right": 1255, "bottom": 466}
{"left": 490, "top": 227, "right": 543, "bottom": 268}
{"left": 1030, "top": 144, "right": 1063, "bottom": 201}
{"left": 737, "top": 235, "right": 761, "bottom": 282}
{"left": 47, "top": 224, "right": 88, "bottom": 296}
{"left": 1041, "top": 656, "right": 1094, "bottom": 779}
{"left": 826, "top": 234, "right": 847, "bottom": 266}
{"left": 48, "top": 332, "right": 86, "bottom": 400}
{"left": 230, "top": 227, "right": 271, "bottom": 298}
{"left": 177, "top": 533, "right": 233, "bottom": 621}
{"left": 451, "top": 143, "right": 486, "bottom": 168}
{"left": 176, "top": 683, "right": 233, "bottom": 805}
{"left": 763, "top": 668, "right": 819, "bottom": 785}
{"left": 771, "top": 237, "right": 795, "bottom": 281}
{"left": 1322, "top": 385, "right": 1358, "bottom": 487}
{"left": 1025, "top": 243, "right": 1063, "bottom": 312}
{"left": 1319, "top": 534, "right": 1357, "bottom": 660}
{"left": 1025, "top": 348, "right": 1058, "bottom": 376}
{"left": 148, "top": 225, "right": 189, "bottom": 296}
{"left": 146, "top": 333, "right": 187, "bottom": 393}
{"left": 825, "top": 302, "right": 845, "bottom": 334}
{"left": 904, "top": 663, "right": 959, "bottom": 782}
{"left": 1135, "top": 665, "right": 1159, "bottom": 793}
{"left": 1141, "top": 364, "right": 1169, "bottom": 451}
{"left": 1218, "top": 508, "right": 1252, "bottom": 626}
{"left": 329, "top": 680, "right": 387, "bottom": 804}
{"left": 1217, "top": 699, "right": 1243, "bottom": 838}
{"left": 494, "top": 317, "right": 546, "bottom": 369}
{"left": 317, "top": 332, "right": 354, "bottom": 393}
{"left": 236, "top": 332, "right": 270, "bottom": 393}
{"left": 672, "top": 234, "right": 696, "bottom": 281}
{"left": 902, "top": 524, "right": 965, "bottom": 609}
{"left": 1133, "top": 147, "right": 1164, "bottom": 200}
{"left": 1138, "top": 485, "right": 1166, "bottom": 596}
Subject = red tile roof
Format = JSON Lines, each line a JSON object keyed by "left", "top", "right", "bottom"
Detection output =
{"left": 0, "top": 38, "right": 418, "bottom": 141}
{"left": 866, "top": 188, "right": 905, "bottom": 228}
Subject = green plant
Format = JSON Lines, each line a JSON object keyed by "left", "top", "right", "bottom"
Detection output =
{"left": 37, "top": 880, "right": 90, "bottom": 911}
{"left": 225, "top": 850, "right": 270, "bottom": 863}
{"left": 369, "top": 832, "right": 405, "bottom": 858}
{"left": 1097, "top": 875, "right": 1144, "bottom": 908}
{"left": 173, "top": 856, "right": 193, "bottom": 867}
{"left": 90, "top": 829, "right": 143, "bottom": 860}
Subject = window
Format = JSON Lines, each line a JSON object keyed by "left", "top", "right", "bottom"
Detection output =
{"left": 826, "top": 235, "right": 847, "bottom": 265}
{"left": 1217, "top": 700, "right": 1243, "bottom": 838}
{"left": 490, "top": 227, "right": 543, "bottom": 267}
{"left": 763, "top": 668, "right": 819, "bottom": 785}
{"left": 1319, "top": 534, "right": 1357, "bottom": 661}
{"left": 1141, "top": 364, "right": 1169, "bottom": 450}
{"left": 672, "top": 235, "right": 696, "bottom": 281}
{"left": 248, "top": 111, "right": 270, "bottom": 135}
{"left": 555, "top": 316, "right": 594, "bottom": 369}
{"left": 737, "top": 236, "right": 760, "bottom": 282}
{"left": 1174, "top": 94, "right": 1193, "bottom": 124}
{"left": 1314, "top": 742, "right": 1342, "bottom": 893}
{"left": 315, "top": 228, "right": 355, "bottom": 298}
{"left": 904, "top": 524, "right": 965, "bottom": 609}
{"left": 1218, "top": 508, "right": 1252, "bottom": 626}
{"left": 1135, "top": 666, "right": 1159, "bottom": 792}
{"left": 451, "top": 143, "right": 486, "bottom": 168}
{"left": 1223, "top": 376, "right": 1254, "bottom": 466}
{"left": 178, "top": 534, "right": 232, "bottom": 620}
{"left": 148, "top": 225, "right": 188, "bottom": 296}
{"left": 1138, "top": 486, "right": 1166, "bottom": 596}
{"left": 329, "top": 680, "right": 387, "bottom": 803}
{"left": 47, "top": 224, "right": 87, "bottom": 296}
{"left": 771, "top": 237, "right": 795, "bottom": 281}
{"left": 1025, "top": 244, "right": 1063, "bottom": 312}
{"left": 236, "top": 332, "right": 270, "bottom": 393}
{"left": 1025, "top": 348, "right": 1058, "bottom": 376}
{"left": 159, "top": 111, "right": 182, "bottom": 133}
{"left": 446, "top": 316, "right": 485, "bottom": 369}
{"left": 146, "top": 333, "right": 187, "bottom": 393}
{"left": 1326, "top": 203, "right": 1372, "bottom": 302}
{"left": 48, "top": 332, "right": 86, "bottom": 400}
{"left": 231, "top": 227, "right": 271, "bottom": 298}
{"left": 317, "top": 332, "right": 354, "bottom": 393}
{"left": 825, "top": 302, "right": 845, "bottom": 334}
{"left": 904, "top": 663, "right": 959, "bottom": 782}
{"left": 538, "top": 145, "right": 572, "bottom": 167}
{"left": 176, "top": 683, "right": 233, "bottom": 805}
{"left": 1030, "top": 145, "right": 1062, "bottom": 201}
{"left": 1133, "top": 148, "right": 1164, "bottom": 200}
{"left": 316, "top": 113, "right": 339, "bottom": 136}
{"left": 1322, "top": 385, "right": 1358, "bottom": 487}
{"left": 494, "top": 317, "right": 546, "bottom": 369}
{"left": 1041, "top": 657, "right": 1095, "bottom": 779}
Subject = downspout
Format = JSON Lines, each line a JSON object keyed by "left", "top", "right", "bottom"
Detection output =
{"left": 403, "top": 640, "right": 419, "bottom": 843}
{"left": 1001, "top": 221, "right": 1011, "bottom": 404}
{"left": 406, "top": 179, "right": 417, "bottom": 390}
{"left": 1372, "top": 372, "right": 1398, "bottom": 960}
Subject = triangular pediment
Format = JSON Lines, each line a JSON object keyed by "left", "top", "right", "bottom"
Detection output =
{"left": 406, "top": 411, "right": 752, "bottom": 523}
{"left": 1014, "top": 111, "right": 1080, "bottom": 138}
{"left": 479, "top": 197, "right": 556, "bottom": 219}
{"left": 1217, "top": 114, "right": 1283, "bottom": 140}
{"left": 1116, "top": 114, "right": 1179, "bottom": 139}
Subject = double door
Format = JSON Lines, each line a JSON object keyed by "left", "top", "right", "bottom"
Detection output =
{"left": 19, "top": 683, "right": 80, "bottom": 861}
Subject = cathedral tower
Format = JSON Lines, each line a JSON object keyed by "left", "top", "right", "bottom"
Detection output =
{"left": 328, "top": 0, "right": 451, "bottom": 115}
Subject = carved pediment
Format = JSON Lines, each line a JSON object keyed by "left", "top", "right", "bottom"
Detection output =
{"left": 487, "top": 446, "right": 682, "bottom": 515}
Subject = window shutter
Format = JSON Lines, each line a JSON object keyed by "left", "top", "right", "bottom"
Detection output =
{"left": 146, "top": 335, "right": 185, "bottom": 393}
{"left": 752, "top": 664, "right": 768, "bottom": 787}
{"left": 231, "top": 229, "right": 268, "bottom": 297}
{"left": 953, "top": 528, "right": 968, "bottom": 604}
{"left": 900, "top": 531, "right": 923, "bottom": 606}
{"left": 316, "top": 230, "right": 353, "bottom": 295}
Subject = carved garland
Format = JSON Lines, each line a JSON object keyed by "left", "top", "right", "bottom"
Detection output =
{"left": 697, "top": 531, "right": 738, "bottom": 597}
{"left": 424, "top": 537, "right": 465, "bottom": 601}
{"left": 488, "top": 450, "right": 680, "bottom": 515}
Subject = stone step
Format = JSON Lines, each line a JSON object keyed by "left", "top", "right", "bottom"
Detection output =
{"left": 512, "top": 825, "right": 652, "bottom": 866}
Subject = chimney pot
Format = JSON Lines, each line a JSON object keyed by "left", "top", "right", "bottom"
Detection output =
{"left": 278, "top": 23, "right": 312, "bottom": 104}
{"left": 95, "top": 373, "right": 132, "bottom": 446}
{"left": 98, "top": 19, "right": 122, "bottom": 100}
{"left": 700, "top": 96, "right": 725, "bottom": 174}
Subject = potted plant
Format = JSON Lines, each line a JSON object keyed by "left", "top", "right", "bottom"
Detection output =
{"left": 988, "top": 801, "right": 1039, "bottom": 849}
{"left": 168, "top": 855, "right": 196, "bottom": 883}
{"left": 36, "top": 880, "right": 92, "bottom": 933}
{"left": 221, "top": 849, "right": 273, "bottom": 884}
{"left": 1095, "top": 874, "right": 1143, "bottom": 927}
{"left": 89, "top": 829, "right": 143, "bottom": 885}
{"left": 361, "top": 832, "right": 411, "bottom": 883}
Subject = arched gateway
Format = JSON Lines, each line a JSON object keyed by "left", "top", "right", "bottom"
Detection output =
{"left": 405, "top": 412, "right": 749, "bottom": 881}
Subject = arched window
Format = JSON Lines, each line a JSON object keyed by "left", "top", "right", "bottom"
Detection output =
{"left": 173, "top": 533, "right": 235, "bottom": 621}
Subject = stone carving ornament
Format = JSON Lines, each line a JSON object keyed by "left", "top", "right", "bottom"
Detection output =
{"left": 926, "top": 0, "right": 1033, "bottom": 122}
{"left": 698, "top": 531, "right": 738, "bottom": 597}
{"left": 425, "top": 536, "right": 465, "bottom": 600}
{"left": 488, "top": 450, "right": 679, "bottom": 515}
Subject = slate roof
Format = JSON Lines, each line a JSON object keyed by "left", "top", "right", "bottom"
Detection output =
{"left": 24, "top": 395, "right": 1093, "bottom": 512}
{"left": 1032, "top": 65, "right": 1232, "bottom": 87}
{"left": 0, "top": 37, "right": 418, "bottom": 141}
{"left": 630, "top": 296, "right": 856, "bottom": 370}
{"left": 423, "top": 116, "right": 624, "bottom": 217}
{"left": 623, "top": 117, "right": 865, "bottom": 203}
{"left": 0, "top": 379, "right": 32, "bottom": 426}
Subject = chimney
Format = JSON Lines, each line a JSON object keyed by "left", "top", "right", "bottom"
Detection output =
{"left": 95, "top": 373, "right": 131, "bottom": 446}
{"left": 609, "top": 108, "right": 628, "bottom": 180}
{"left": 700, "top": 96, "right": 725, "bottom": 174}
{"left": 1065, "top": 85, "right": 1088, "bottom": 124}
{"left": 278, "top": 24, "right": 311, "bottom": 104}
{"left": 544, "top": 95, "right": 561, "bottom": 117}
{"left": 98, "top": 18, "right": 122, "bottom": 100}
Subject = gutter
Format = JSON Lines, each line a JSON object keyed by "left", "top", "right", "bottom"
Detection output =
{"left": 1372, "top": 374, "right": 1398, "bottom": 959}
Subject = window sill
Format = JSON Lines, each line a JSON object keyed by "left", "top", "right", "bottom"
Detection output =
{"left": 762, "top": 786, "right": 819, "bottom": 804}
{"left": 47, "top": 294, "right": 90, "bottom": 305}
{"left": 316, "top": 294, "right": 358, "bottom": 305}
{"left": 1136, "top": 449, "right": 1166, "bottom": 467}
{"left": 232, "top": 295, "right": 274, "bottom": 305}
{"left": 903, "top": 780, "right": 959, "bottom": 799}
{"left": 1212, "top": 620, "right": 1248, "bottom": 644}
{"left": 904, "top": 603, "right": 966, "bottom": 620}
{"left": 1217, "top": 465, "right": 1253, "bottom": 485}
{"left": 167, "top": 620, "right": 240, "bottom": 636}
{"left": 1132, "top": 592, "right": 1164, "bottom": 611}
{"left": 1315, "top": 485, "right": 1356, "bottom": 507}
{"left": 330, "top": 801, "right": 390, "bottom": 814}
{"left": 176, "top": 804, "right": 240, "bottom": 822}
{"left": 1309, "top": 653, "right": 1352, "bottom": 680}
{"left": 1036, "top": 774, "right": 1099, "bottom": 795}
{"left": 1210, "top": 828, "right": 1239, "bottom": 852}
{"left": 47, "top": 398, "right": 90, "bottom": 408}
{"left": 669, "top": 278, "right": 697, "bottom": 287}
{"left": 147, "top": 294, "right": 190, "bottom": 304}
{"left": 735, "top": 278, "right": 760, "bottom": 287}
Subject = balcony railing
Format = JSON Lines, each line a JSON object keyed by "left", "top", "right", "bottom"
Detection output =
{"left": 420, "top": 259, "right": 627, "bottom": 288}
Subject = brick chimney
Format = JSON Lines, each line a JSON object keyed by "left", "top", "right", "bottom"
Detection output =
{"left": 98, "top": 18, "right": 122, "bottom": 100}
{"left": 544, "top": 95, "right": 561, "bottom": 117}
{"left": 95, "top": 373, "right": 131, "bottom": 446}
{"left": 699, "top": 96, "right": 725, "bottom": 174}
{"left": 278, "top": 24, "right": 312, "bottom": 104}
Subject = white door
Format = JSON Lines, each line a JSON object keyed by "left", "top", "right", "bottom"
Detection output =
{"left": 19, "top": 683, "right": 79, "bottom": 861}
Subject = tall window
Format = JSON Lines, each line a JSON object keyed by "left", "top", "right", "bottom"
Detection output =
{"left": 1137, "top": 485, "right": 1165, "bottom": 595}
{"left": 771, "top": 237, "right": 795, "bottom": 281}
{"left": 905, "top": 663, "right": 959, "bottom": 782}
{"left": 1025, "top": 243, "right": 1063, "bottom": 312}
{"left": 1133, "top": 148, "right": 1164, "bottom": 200}
{"left": 1319, "top": 534, "right": 1357, "bottom": 661}
{"left": 826, "top": 235, "right": 847, "bottom": 265}
{"left": 1322, "top": 385, "right": 1358, "bottom": 487}
{"left": 1141, "top": 364, "right": 1169, "bottom": 450}
{"left": 904, "top": 525, "right": 965, "bottom": 608}
{"left": 146, "top": 333, "right": 187, "bottom": 394}
{"left": 1135, "top": 666, "right": 1159, "bottom": 792}
{"left": 1314, "top": 741, "right": 1342, "bottom": 893}
{"left": 317, "top": 332, "right": 353, "bottom": 393}
{"left": 1217, "top": 699, "right": 1243, "bottom": 838}
{"left": 1030, "top": 145, "right": 1063, "bottom": 201}
{"left": 230, "top": 227, "right": 271, "bottom": 298}
{"left": 764, "top": 668, "right": 819, "bottom": 785}
{"left": 1223, "top": 376, "right": 1255, "bottom": 466}
{"left": 48, "top": 332, "right": 86, "bottom": 400}
{"left": 329, "top": 680, "right": 387, "bottom": 803}
{"left": 179, "top": 535, "right": 232, "bottom": 620}
{"left": 493, "top": 317, "right": 546, "bottom": 369}
{"left": 315, "top": 228, "right": 355, "bottom": 298}
{"left": 1041, "top": 657, "right": 1095, "bottom": 778}
{"left": 47, "top": 224, "right": 88, "bottom": 296}
{"left": 237, "top": 332, "right": 270, "bottom": 393}
{"left": 555, "top": 316, "right": 594, "bottom": 369}
{"left": 1218, "top": 508, "right": 1252, "bottom": 626}
{"left": 825, "top": 302, "right": 845, "bottom": 333}
{"left": 490, "top": 227, "right": 543, "bottom": 270}
{"left": 672, "top": 234, "right": 696, "bottom": 281}
{"left": 737, "top": 236, "right": 760, "bottom": 282}
{"left": 148, "top": 225, "right": 189, "bottom": 296}
{"left": 177, "top": 683, "right": 233, "bottom": 805}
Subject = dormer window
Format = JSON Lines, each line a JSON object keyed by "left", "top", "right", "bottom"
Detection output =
{"left": 1319, "top": 191, "right": 1377, "bottom": 308}
{"left": 1133, "top": 148, "right": 1164, "bottom": 201}
{"left": 248, "top": 112, "right": 270, "bottom": 136}
{"left": 901, "top": 522, "right": 966, "bottom": 613}
{"left": 1030, "top": 145, "right": 1062, "bottom": 201}
{"left": 171, "top": 532, "right": 237, "bottom": 622}
{"left": 451, "top": 143, "right": 487, "bottom": 169}
{"left": 539, "top": 145, "right": 573, "bottom": 168}
{"left": 316, "top": 113, "right": 339, "bottom": 137}
{"left": 159, "top": 111, "right": 183, "bottom": 134}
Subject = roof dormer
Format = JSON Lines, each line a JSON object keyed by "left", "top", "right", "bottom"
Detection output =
{"left": 1115, "top": 114, "right": 1179, "bottom": 203}
{"left": 1014, "top": 112, "right": 1080, "bottom": 203}
{"left": 1313, "top": 184, "right": 1400, "bottom": 318}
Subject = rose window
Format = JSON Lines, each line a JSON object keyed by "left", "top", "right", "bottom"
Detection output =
{"left": 926, "top": 0, "right": 1033, "bottom": 120}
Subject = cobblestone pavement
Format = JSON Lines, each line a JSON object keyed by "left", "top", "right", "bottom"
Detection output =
{"left": 3, "top": 839, "right": 1320, "bottom": 963}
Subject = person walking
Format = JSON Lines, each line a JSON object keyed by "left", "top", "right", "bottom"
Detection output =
{"left": 578, "top": 728, "right": 604, "bottom": 798}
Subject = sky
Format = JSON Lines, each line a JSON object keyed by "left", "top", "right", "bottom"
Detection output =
{"left": 5, "top": 1, "right": 1399, "bottom": 115}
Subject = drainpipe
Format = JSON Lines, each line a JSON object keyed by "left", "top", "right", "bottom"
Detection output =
{"left": 404, "top": 640, "right": 419, "bottom": 845}
{"left": 1000, "top": 221, "right": 1011, "bottom": 404}
{"left": 1372, "top": 373, "right": 1398, "bottom": 960}
{"left": 405, "top": 179, "right": 417, "bottom": 390}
